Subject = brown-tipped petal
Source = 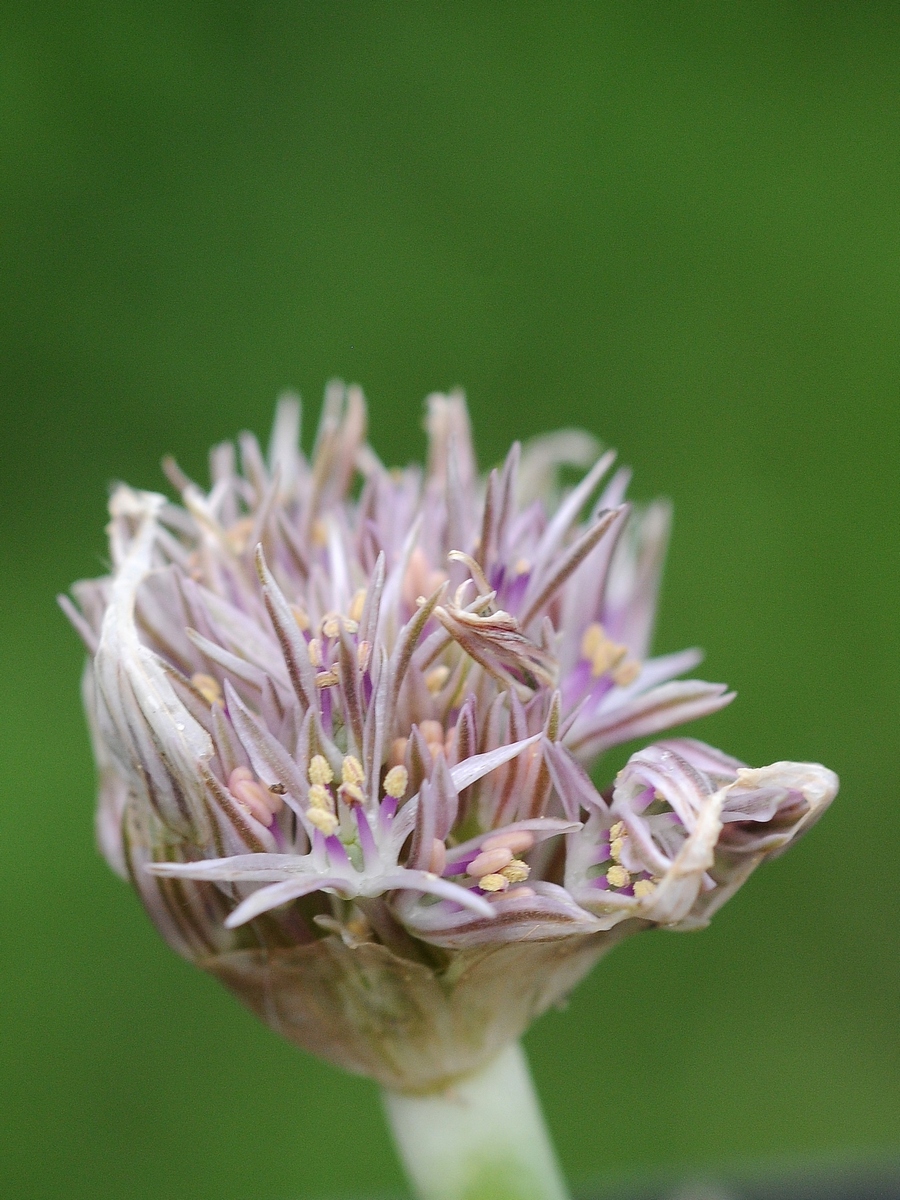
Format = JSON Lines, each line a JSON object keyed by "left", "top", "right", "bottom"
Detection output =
{"left": 565, "top": 680, "right": 735, "bottom": 759}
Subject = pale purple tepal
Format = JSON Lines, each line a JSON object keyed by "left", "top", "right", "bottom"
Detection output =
{"left": 62, "top": 385, "right": 837, "bottom": 1166}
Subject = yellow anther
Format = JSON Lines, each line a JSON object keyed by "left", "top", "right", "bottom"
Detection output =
{"left": 225, "top": 516, "right": 254, "bottom": 554}
{"left": 609, "top": 821, "right": 626, "bottom": 840}
{"left": 419, "top": 719, "right": 444, "bottom": 746}
{"left": 425, "top": 665, "right": 451, "bottom": 694}
{"left": 591, "top": 640, "right": 627, "bottom": 678}
{"left": 308, "top": 783, "right": 333, "bottom": 811}
{"left": 315, "top": 669, "right": 339, "bottom": 688}
{"left": 610, "top": 836, "right": 627, "bottom": 862}
{"left": 308, "top": 755, "right": 334, "bottom": 786}
{"left": 307, "top": 638, "right": 322, "bottom": 667}
{"left": 633, "top": 880, "right": 656, "bottom": 899}
{"left": 581, "top": 623, "right": 628, "bottom": 677}
{"left": 321, "top": 613, "right": 341, "bottom": 639}
{"left": 342, "top": 617, "right": 359, "bottom": 634}
{"left": 500, "top": 859, "right": 531, "bottom": 884}
{"left": 290, "top": 604, "right": 310, "bottom": 632}
{"left": 307, "top": 808, "right": 339, "bottom": 836}
{"left": 514, "top": 558, "right": 531, "bottom": 576}
{"left": 606, "top": 865, "right": 631, "bottom": 889}
{"left": 191, "top": 673, "right": 222, "bottom": 706}
{"left": 357, "top": 640, "right": 372, "bottom": 672}
{"left": 612, "top": 659, "right": 641, "bottom": 687}
{"left": 581, "top": 623, "right": 606, "bottom": 660}
{"left": 384, "top": 765, "right": 409, "bottom": 799}
{"left": 339, "top": 782, "right": 365, "bottom": 806}
{"left": 478, "top": 873, "right": 510, "bottom": 892}
{"left": 349, "top": 589, "right": 367, "bottom": 623}
{"left": 342, "top": 755, "right": 365, "bottom": 785}
{"left": 311, "top": 519, "right": 328, "bottom": 547}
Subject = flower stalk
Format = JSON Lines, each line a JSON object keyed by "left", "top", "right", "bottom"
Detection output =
{"left": 383, "top": 1041, "right": 570, "bottom": 1200}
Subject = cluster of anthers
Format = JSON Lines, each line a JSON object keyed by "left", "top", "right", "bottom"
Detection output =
{"left": 61, "top": 384, "right": 837, "bottom": 1090}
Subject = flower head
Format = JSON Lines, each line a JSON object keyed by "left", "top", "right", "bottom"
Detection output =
{"left": 62, "top": 385, "right": 837, "bottom": 1092}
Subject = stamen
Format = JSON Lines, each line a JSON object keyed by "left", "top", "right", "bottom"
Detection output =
{"left": 610, "top": 836, "right": 626, "bottom": 862}
{"left": 467, "top": 847, "right": 514, "bottom": 877}
{"left": 348, "top": 588, "right": 367, "bottom": 623}
{"left": 581, "top": 622, "right": 628, "bottom": 677}
{"left": 341, "top": 755, "right": 365, "bottom": 785}
{"left": 339, "top": 782, "right": 365, "bottom": 806}
{"left": 633, "top": 880, "right": 656, "bottom": 899}
{"left": 225, "top": 516, "right": 254, "bottom": 554}
{"left": 315, "top": 669, "right": 339, "bottom": 688}
{"left": 609, "top": 821, "right": 626, "bottom": 840}
{"left": 606, "top": 864, "right": 631, "bottom": 889}
{"left": 419, "top": 719, "right": 444, "bottom": 746}
{"left": 290, "top": 604, "right": 310, "bottom": 632}
{"left": 308, "top": 638, "right": 322, "bottom": 667}
{"left": 320, "top": 612, "right": 358, "bottom": 639}
{"left": 581, "top": 623, "right": 605, "bottom": 659}
{"left": 428, "top": 838, "right": 447, "bottom": 875}
{"left": 612, "top": 659, "right": 641, "bottom": 687}
{"left": 500, "top": 859, "right": 530, "bottom": 883}
{"left": 191, "top": 673, "right": 222, "bottom": 706}
{"left": 591, "top": 639, "right": 627, "bottom": 677}
{"left": 307, "top": 808, "right": 339, "bottom": 836}
{"left": 384, "top": 765, "right": 409, "bottom": 798}
{"left": 425, "top": 665, "right": 451, "bottom": 694}
{"left": 227, "top": 767, "right": 274, "bottom": 826}
{"left": 308, "top": 783, "right": 333, "bottom": 811}
{"left": 389, "top": 737, "right": 408, "bottom": 768}
{"left": 345, "top": 915, "right": 370, "bottom": 940}
{"left": 356, "top": 640, "right": 371, "bottom": 671}
{"left": 481, "top": 830, "right": 536, "bottom": 855}
{"left": 321, "top": 613, "right": 341, "bottom": 639}
{"left": 308, "top": 755, "right": 334, "bottom": 786}
{"left": 478, "top": 873, "right": 510, "bottom": 892}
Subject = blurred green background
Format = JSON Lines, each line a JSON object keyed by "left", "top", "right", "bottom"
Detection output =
{"left": 1, "top": 3, "right": 898, "bottom": 1198}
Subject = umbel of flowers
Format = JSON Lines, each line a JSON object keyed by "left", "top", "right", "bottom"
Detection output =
{"left": 62, "top": 386, "right": 836, "bottom": 1173}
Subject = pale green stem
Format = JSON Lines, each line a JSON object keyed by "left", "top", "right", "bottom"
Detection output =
{"left": 382, "top": 1042, "right": 572, "bottom": 1200}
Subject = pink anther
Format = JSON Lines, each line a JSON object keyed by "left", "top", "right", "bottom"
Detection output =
{"left": 428, "top": 838, "right": 447, "bottom": 875}
{"left": 480, "top": 829, "right": 536, "bottom": 855}
{"left": 466, "top": 847, "right": 514, "bottom": 878}
{"left": 419, "top": 719, "right": 444, "bottom": 746}
{"left": 228, "top": 768, "right": 274, "bottom": 826}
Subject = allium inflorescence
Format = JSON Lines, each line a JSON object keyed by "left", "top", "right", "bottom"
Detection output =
{"left": 62, "top": 385, "right": 837, "bottom": 1092}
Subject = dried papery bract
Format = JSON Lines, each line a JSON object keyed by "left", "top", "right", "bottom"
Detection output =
{"left": 62, "top": 385, "right": 837, "bottom": 1200}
